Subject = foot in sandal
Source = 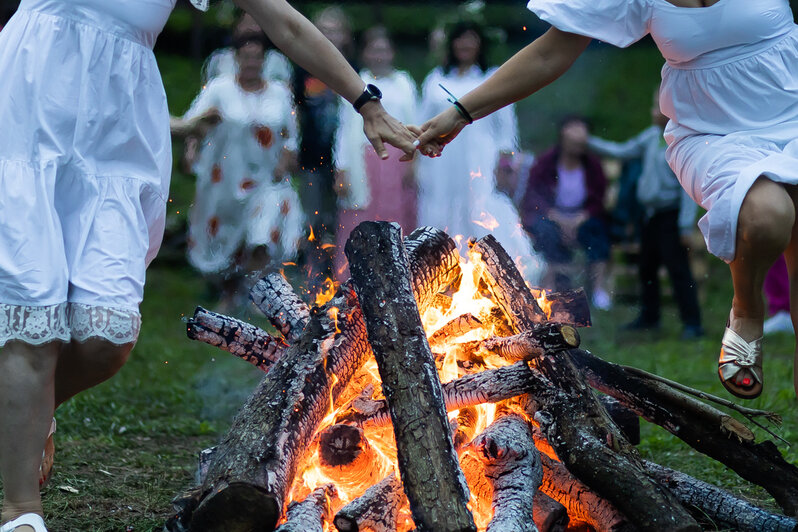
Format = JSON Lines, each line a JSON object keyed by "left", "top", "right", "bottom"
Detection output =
{"left": 718, "top": 310, "right": 764, "bottom": 400}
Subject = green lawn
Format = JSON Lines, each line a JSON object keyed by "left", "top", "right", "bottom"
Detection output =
{"left": 13, "top": 249, "right": 793, "bottom": 532}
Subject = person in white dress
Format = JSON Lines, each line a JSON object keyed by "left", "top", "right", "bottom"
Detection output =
{"left": 416, "top": 22, "right": 544, "bottom": 285}
{"left": 416, "top": 0, "right": 798, "bottom": 401}
{"left": 179, "top": 33, "right": 304, "bottom": 309}
{"left": 0, "top": 0, "right": 418, "bottom": 529}
{"left": 333, "top": 26, "right": 419, "bottom": 280}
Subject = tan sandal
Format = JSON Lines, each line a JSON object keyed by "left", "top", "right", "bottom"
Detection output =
{"left": 39, "top": 418, "right": 55, "bottom": 489}
{"left": 0, "top": 513, "right": 48, "bottom": 532}
{"left": 718, "top": 326, "right": 763, "bottom": 399}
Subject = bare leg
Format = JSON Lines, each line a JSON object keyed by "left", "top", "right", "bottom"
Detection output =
{"left": 727, "top": 178, "right": 795, "bottom": 389}
{"left": 781, "top": 185, "right": 798, "bottom": 398}
{"left": 54, "top": 339, "right": 134, "bottom": 407}
{"left": 0, "top": 341, "right": 59, "bottom": 526}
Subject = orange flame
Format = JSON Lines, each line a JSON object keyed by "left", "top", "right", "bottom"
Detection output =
{"left": 473, "top": 211, "right": 500, "bottom": 232}
{"left": 314, "top": 278, "right": 337, "bottom": 307}
{"left": 328, "top": 306, "right": 341, "bottom": 334}
{"left": 308, "top": 225, "right": 316, "bottom": 242}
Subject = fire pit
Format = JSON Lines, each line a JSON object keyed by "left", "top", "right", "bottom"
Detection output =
{"left": 166, "top": 223, "right": 798, "bottom": 532}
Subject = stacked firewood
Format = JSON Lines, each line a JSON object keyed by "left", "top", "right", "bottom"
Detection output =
{"left": 165, "top": 223, "right": 798, "bottom": 532}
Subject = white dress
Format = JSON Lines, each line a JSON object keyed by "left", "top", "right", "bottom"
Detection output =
{"left": 528, "top": 0, "right": 798, "bottom": 262}
{"left": 0, "top": 0, "right": 176, "bottom": 346}
{"left": 183, "top": 77, "right": 304, "bottom": 275}
{"left": 417, "top": 66, "right": 544, "bottom": 284}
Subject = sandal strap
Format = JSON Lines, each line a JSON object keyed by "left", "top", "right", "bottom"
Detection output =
{"left": 719, "top": 327, "right": 763, "bottom": 384}
{"left": 0, "top": 513, "right": 48, "bottom": 532}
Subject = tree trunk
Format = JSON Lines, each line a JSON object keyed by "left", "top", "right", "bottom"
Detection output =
{"left": 346, "top": 221, "right": 476, "bottom": 532}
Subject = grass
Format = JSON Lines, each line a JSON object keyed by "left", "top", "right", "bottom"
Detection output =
{"left": 3, "top": 250, "right": 791, "bottom": 531}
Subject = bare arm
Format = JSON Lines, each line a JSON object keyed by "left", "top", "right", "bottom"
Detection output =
{"left": 416, "top": 28, "right": 591, "bottom": 151}
{"left": 234, "top": 0, "right": 417, "bottom": 159}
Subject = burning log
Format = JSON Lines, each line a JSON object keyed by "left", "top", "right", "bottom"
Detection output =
{"left": 274, "top": 484, "right": 337, "bottom": 532}
{"left": 471, "top": 414, "right": 542, "bottom": 532}
{"left": 531, "top": 288, "right": 592, "bottom": 327}
{"left": 452, "top": 407, "right": 480, "bottom": 451}
{"left": 538, "top": 453, "right": 632, "bottom": 532}
{"left": 469, "top": 234, "right": 699, "bottom": 530}
{"left": 346, "top": 221, "right": 476, "bottom": 532}
{"left": 168, "top": 226, "right": 461, "bottom": 532}
{"left": 249, "top": 272, "right": 310, "bottom": 343}
{"left": 318, "top": 424, "right": 384, "bottom": 489}
{"left": 333, "top": 473, "right": 407, "bottom": 532}
{"left": 186, "top": 307, "right": 287, "bottom": 371}
{"left": 568, "top": 348, "right": 798, "bottom": 516}
{"left": 474, "top": 324, "right": 580, "bottom": 362}
{"left": 468, "top": 234, "right": 547, "bottom": 331}
{"left": 642, "top": 461, "right": 798, "bottom": 532}
{"left": 428, "top": 313, "right": 484, "bottom": 347}
{"left": 532, "top": 493, "right": 568, "bottom": 532}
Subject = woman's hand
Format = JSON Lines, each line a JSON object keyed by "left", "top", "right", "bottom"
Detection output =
{"left": 414, "top": 107, "right": 469, "bottom": 157}
{"left": 359, "top": 101, "right": 418, "bottom": 161}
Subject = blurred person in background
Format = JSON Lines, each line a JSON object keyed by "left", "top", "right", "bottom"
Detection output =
{"left": 176, "top": 32, "right": 304, "bottom": 312}
{"left": 293, "top": 6, "right": 355, "bottom": 289}
{"left": 201, "top": 10, "right": 292, "bottom": 85}
{"left": 521, "top": 116, "right": 612, "bottom": 309}
{"left": 333, "top": 26, "right": 418, "bottom": 281}
{"left": 417, "top": 22, "right": 543, "bottom": 284}
{"left": 764, "top": 256, "right": 793, "bottom": 335}
{"left": 589, "top": 88, "right": 704, "bottom": 339}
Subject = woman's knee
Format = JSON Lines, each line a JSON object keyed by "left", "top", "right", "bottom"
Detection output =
{"left": 738, "top": 179, "right": 795, "bottom": 250}
{"left": 69, "top": 339, "right": 133, "bottom": 377}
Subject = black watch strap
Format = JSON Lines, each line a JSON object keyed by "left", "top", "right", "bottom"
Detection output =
{"left": 353, "top": 84, "right": 382, "bottom": 112}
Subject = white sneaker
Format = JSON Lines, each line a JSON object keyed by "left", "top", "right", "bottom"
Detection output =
{"left": 592, "top": 288, "right": 612, "bottom": 311}
{"left": 763, "top": 311, "right": 793, "bottom": 335}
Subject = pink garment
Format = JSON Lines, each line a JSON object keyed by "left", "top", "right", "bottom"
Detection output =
{"left": 764, "top": 255, "right": 790, "bottom": 316}
{"left": 334, "top": 145, "right": 417, "bottom": 280}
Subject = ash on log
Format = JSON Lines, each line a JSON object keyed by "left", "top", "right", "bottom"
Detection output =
{"left": 317, "top": 424, "right": 384, "bottom": 489}
{"left": 568, "top": 348, "right": 798, "bottom": 516}
{"left": 472, "top": 414, "right": 542, "bottom": 532}
{"left": 642, "top": 461, "right": 798, "bottom": 532}
{"left": 470, "top": 234, "right": 700, "bottom": 531}
{"left": 186, "top": 307, "right": 287, "bottom": 371}
{"left": 346, "top": 221, "right": 476, "bottom": 532}
{"left": 333, "top": 473, "right": 407, "bottom": 532}
{"left": 249, "top": 272, "right": 310, "bottom": 343}
{"left": 168, "top": 226, "right": 461, "bottom": 532}
{"left": 274, "top": 484, "right": 337, "bottom": 532}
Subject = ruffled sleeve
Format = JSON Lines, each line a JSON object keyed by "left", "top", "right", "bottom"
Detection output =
{"left": 527, "top": 0, "right": 652, "bottom": 48}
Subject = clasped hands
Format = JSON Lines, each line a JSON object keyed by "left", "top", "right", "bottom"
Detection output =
{"left": 360, "top": 102, "right": 469, "bottom": 162}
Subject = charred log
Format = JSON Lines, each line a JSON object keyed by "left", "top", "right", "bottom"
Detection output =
{"left": 318, "top": 424, "right": 384, "bottom": 490}
{"left": 472, "top": 415, "right": 542, "bottom": 532}
{"left": 531, "top": 287, "right": 592, "bottom": 327}
{"left": 333, "top": 473, "right": 407, "bottom": 532}
{"left": 568, "top": 348, "right": 798, "bottom": 516}
{"left": 274, "top": 484, "right": 337, "bottom": 532}
{"left": 643, "top": 461, "right": 798, "bottom": 532}
{"left": 179, "top": 226, "right": 461, "bottom": 532}
{"left": 532, "top": 493, "right": 568, "bottom": 532}
{"left": 428, "top": 314, "right": 484, "bottom": 347}
{"left": 346, "top": 221, "right": 476, "bottom": 532}
{"left": 186, "top": 307, "right": 287, "bottom": 371}
{"left": 468, "top": 234, "right": 547, "bottom": 331}
{"left": 249, "top": 272, "right": 310, "bottom": 343}
{"left": 474, "top": 324, "right": 580, "bottom": 362}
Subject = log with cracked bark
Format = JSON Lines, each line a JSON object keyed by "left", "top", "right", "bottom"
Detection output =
{"left": 472, "top": 324, "right": 580, "bottom": 362}
{"left": 469, "top": 234, "right": 700, "bottom": 530}
{"left": 346, "top": 221, "right": 476, "bottom": 532}
{"left": 274, "top": 484, "right": 337, "bottom": 532}
{"left": 166, "top": 226, "right": 461, "bottom": 532}
{"left": 642, "top": 460, "right": 798, "bottom": 532}
{"left": 532, "top": 493, "right": 568, "bottom": 532}
{"left": 333, "top": 473, "right": 408, "bottom": 532}
{"left": 249, "top": 272, "right": 310, "bottom": 343}
{"left": 471, "top": 414, "right": 542, "bottom": 532}
{"left": 317, "top": 424, "right": 385, "bottom": 491}
{"left": 428, "top": 313, "right": 484, "bottom": 347}
{"left": 530, "top": 287, "right": 592, "bottom": 327}
{"left": 568, "top": 347, "right": 798, "bottom": 516}
{"left": 186, "top": 307, "right": 287, "bottom": 371}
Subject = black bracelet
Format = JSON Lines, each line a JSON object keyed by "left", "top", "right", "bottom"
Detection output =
{"left": 439, "top": 83, "right": 474, "bottom": 125}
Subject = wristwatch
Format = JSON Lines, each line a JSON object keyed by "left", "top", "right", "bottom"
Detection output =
{"left": 353, "top": 84, "right": 383, "bottom": 112}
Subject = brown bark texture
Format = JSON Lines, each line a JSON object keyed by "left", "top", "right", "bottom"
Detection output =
{"left": 345, "top": 221, "right": 476, "bottom": 532}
